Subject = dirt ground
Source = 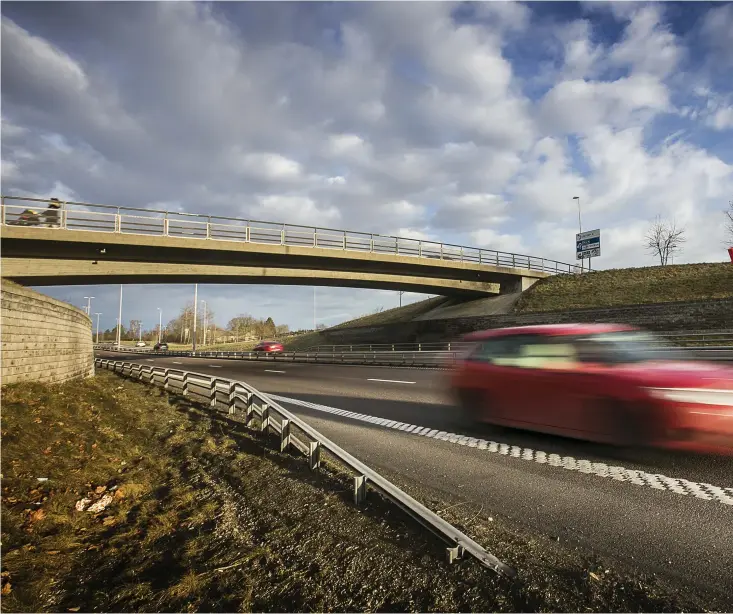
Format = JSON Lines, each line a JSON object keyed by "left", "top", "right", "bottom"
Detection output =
{"left": 1, "top": 372, "right": 724, "bottom": 612}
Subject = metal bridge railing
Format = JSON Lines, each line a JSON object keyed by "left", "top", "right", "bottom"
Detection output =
{"left": 95, "top": 357, "right": 515, "bottom": 576}
{"left": 1, "top": 195, "right": 580, "bottom": 275}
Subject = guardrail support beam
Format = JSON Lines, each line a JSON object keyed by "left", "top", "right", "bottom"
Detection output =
{"left": 446, "top": 545, "right": 465, "bottom": 564}
{"left": 353, "top": 475, "right": 367, "bottom": 505}
{"left": 280, "top": 419, "right": 291, "bottom": 452}
{"left": 308, "top": 441, "right": 320, "bottom": 470}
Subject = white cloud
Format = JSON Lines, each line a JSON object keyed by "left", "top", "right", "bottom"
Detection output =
{"left": 1, "top": 3, "right": 731, "bottom": 330}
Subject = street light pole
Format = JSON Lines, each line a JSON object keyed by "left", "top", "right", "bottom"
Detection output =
{"left": 157, "top": 308, "right": 162, "bottom": 343}
{"left": 94, "top": 313, "right": 102, "bottom": 344}
{"left": 573, "top": 196, "right": 583, "bottom": 273}
{"left": 84, "top": 296, "right": 95, "bottom": 315}
{"left": 399, "top": 291, "right": 405, "bottom": 308}
{"left": 193, "top": 284, "right": 198, "bottom": 353}
{"left": 201, "top": 300, "right": 207, "bottom": 346}
{"left": 313, "top": 287, "right": 316, "bottom": 331}
{"left": 116, "top": 285, "right": 123, "bottom": 346}
{"left": 139, "top": 322, "right": 143, "bottom": 344}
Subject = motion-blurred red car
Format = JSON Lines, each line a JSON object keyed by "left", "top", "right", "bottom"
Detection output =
{"left": 449, "top": 324, "right": 733, "bottom": 454}
{"left": 253, "top": 341, "right": 284, "bottom": 354}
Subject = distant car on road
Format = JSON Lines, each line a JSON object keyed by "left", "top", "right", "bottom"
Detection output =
{"left": 253, "top": 341, "right": 284, "bottom": 354}
{"left": 136, "top": 341, "right": 147, "bottom": 347}
{"left": 154, "top": 342, "right": 169, "bottom": 351}
{"left": 449, "top": 323, "right": 733, "bottom": 455}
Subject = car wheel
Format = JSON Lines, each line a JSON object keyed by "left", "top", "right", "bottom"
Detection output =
{"left": 454, "top": 388, "right": 491, "bottom": 429}
{"left": 597, "top": 398, "right": 649, "bottom": 448}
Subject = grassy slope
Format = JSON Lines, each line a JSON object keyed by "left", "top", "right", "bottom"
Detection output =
{"left": 515, "top": 262, "right": 733, "bottom": 313}
{"left": 1, "top": 373, "right": 721, "bottom": 612}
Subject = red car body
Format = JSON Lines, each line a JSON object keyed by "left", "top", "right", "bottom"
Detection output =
{"left": 253, "top": 341, "right": 284, "bottom": 354}
{"left": 449, "top": 324, "right": 733, "bottom": 455}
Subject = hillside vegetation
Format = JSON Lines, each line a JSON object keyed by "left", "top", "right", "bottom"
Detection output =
{"left": 515, "top": 262, "right": 733, "bottom": 313}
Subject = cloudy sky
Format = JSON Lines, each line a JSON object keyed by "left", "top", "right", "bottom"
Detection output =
{"left": 2, "top": 1, "right": 732, "bottom": 332}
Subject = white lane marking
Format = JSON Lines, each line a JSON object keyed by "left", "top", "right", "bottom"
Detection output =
{"left": 172, "top": 361, "right": 183, "bottom": 365}
{"left": 367, "top": 378, "right": 416, "bottom": 385}
{"left": 145, "top": 359, "right": 154, "bottom": 362}
{"left": 265, "top": 369, "right": 286, "bottom": 373}
{"left": 208, "top": 365, "right": 222, "bottom": 368}
{"left": 269, "top": 393, "right": 733, "bottom": 507}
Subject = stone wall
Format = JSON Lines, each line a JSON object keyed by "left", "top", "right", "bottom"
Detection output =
{"left": 319, "top": 298, "right": 733, "bottom": 345}
{"left": 1, "top": 281, "right": 95, "bottom": 385}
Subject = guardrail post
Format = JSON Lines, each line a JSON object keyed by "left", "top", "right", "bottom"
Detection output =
{"left": 228, "top": 382, "right": 237, "bottom": 414}
{"left": 244, "top": 393, "right": 254, "bottom": 425}
{"left": 148, "top": 368, "right": 155, "bottom": 385}
{"left": 261, "top": 404, "right": 270, "bottom": 433}
{"left": 280, "top": 419, "right": 291, "bottom": 452}
{"left": 182, "top": 373, "right": 189, "bottom": 396}
{"left": 446, "top": 545, "right": 465, "bottom": 563}
{"left": 512, "top": 254, "right": 516, "bottom": 267}
{"left": 460, "top": 246, "right": 464, "bottom": 261}
{"left": 163, "top": 369, "right": 170, "bottom": 390}
{"left": 209, "top": 379, "right": 218, "bottom": 407}
{"left": 0, "top": 198, "right": 4, "bottom": 225}
{"left": 308, "top": 441, "right": 320, "bottom": 470}
{"left": 353, "top": 475, "right": 367, "bottom": 505}
{"left": 246, "top": 225, "right": 250, "bottom": 242}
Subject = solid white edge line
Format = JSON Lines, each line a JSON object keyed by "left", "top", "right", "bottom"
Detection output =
{"left": 367, "top": 378, "right": 416, "bottom": 384}
{"left": 269, "top": 393, "right": 733, "bottom": 506}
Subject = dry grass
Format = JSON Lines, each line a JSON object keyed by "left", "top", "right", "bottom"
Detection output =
{"left": 1, "top": 372, "right": 724, "bottom": 613}
{"left": 515, "top": 262, "right": 733, "bottom": 313}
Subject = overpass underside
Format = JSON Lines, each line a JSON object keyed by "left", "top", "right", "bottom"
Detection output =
{"left": 0, "top": 227, "right": 546, "bottom": 297}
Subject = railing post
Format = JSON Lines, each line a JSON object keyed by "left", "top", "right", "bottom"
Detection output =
{"left": 353, "top": 475, "right": 367, "bottom": 505}
{"left": 313, "top": 228, "right": 317, "bottom": 247}
{"left": 228, "top": 382, "right": 236, "bottom": 414}
{"left": 246, "top": 225, "right": 250, "bottom": 242}
{"left": 440, "top": 244, "right": 443, "bottom": 260}
{"left": 370, "top": 234, "right": 374, "bottom": 252}
{"left": 0, "top": 197, "right": 4, "bottom": 226}
{"left": 206, "top": 216, "right": 211, "bottom": 239}
{"left": 164, "top": 369, "right": 170, "bottom": 391}
{"left": 512, "top": 254, "right": 516, "bottom": 267}
{"left": 163, "top": 216, "right": 169, "bottom": 236}
{"left": 460, "top": 246, "right": 464, "bottom": 261}
{"left": 261, "top": 404, "right": 270, "bottom": 433}
{"left": 479, "top": 250, "right": 482, "bottom": 264}
{"left": 209, "top": 379, "right": 218, "bottom": 407}
{"left": 419, "top": 240, "right": 422, "bottom": 258}
{"left": 308, "top": 441, "right": 321, "bottom": 470}
{"left": 280, "top": 419, "right": 291, "bottom": 452}
{"left": 281, "top": 224, "right": 286, "bottom": 245}
{"left": 114, "top": 214, "right": 121, "bottom": 233}
{"left": 396, "top": 238, "right": 399, "bottom": 255}
{"left": 61, "top": 208, "right": 68, "bottom": 229}
{"left": 182, "top": 373, "right": 189, "bottom": 396}
{"left": 343, "top": 231, "right": 347, "bottom": 250}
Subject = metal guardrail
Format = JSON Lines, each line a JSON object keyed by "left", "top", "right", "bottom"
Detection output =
{"left": 307, "top": 331, "right": 733, "bottom": 353}
{"left": 94, "top": 345, "right": 457, "bottom": 368}
{"left": 94, "top": 343, "right": 733, "bottom": 364}
{"left": 95, "top": 357, "right": 515, "bottom": 576}
{"left": 1, "top": 195, "right": 579, "bottom": 275}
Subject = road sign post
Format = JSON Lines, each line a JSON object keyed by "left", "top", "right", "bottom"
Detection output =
{"left": 576, "top": 229, "right": 600, "bottom": 268}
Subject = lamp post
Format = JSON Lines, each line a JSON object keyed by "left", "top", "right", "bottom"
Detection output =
{"left": 192, "top": 284, "right": 198, "bottom": 353}
{"left": 94, "top": 313, "right": 102, "bottom": 344}
{"left": 201, "top": 300, "right": 207, "bottom": 346}
{"left": 157, "top": 308, "right": 162, "bottom": 343}
{"left": 399, "top": 291, "right": 405, "bottom": 307}
{"left": 116, "top": 286, "right": 123, "bottom": 347}
{"left": 139, "top": 322, "right": 143, "bottom": 344}
{"left": 84, "top": 296, "right": 95, "bottom": 315}
{"left": 573, "top": 196, "right": 583, "bottom": 273}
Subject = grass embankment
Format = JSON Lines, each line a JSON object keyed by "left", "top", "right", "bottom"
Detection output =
{"left": 515, "top": 262, "right": 733, "bottom": 313}
{"left": 1, "top": 374, "right": 722, "bottom": 612}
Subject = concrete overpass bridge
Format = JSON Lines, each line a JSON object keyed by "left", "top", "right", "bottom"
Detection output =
{"left": 0, "top": 196, "right": 578, "bottom": 297}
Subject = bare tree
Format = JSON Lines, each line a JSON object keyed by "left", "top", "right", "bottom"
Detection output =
{"left": 644, "top": 216, "right": 686, "bottom": 265}
{"left": 725, "top": 200, "right": 733, "bottom": 245}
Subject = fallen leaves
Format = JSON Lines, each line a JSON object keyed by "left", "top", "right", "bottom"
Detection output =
{"left": 29, "top": 508, "right": 46, "bottom": 523}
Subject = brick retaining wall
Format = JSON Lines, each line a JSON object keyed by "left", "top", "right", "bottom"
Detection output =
{"left": 319, "top": 297, "right": 733, "bottom": 345}
{"left": 1, "top": 281, "right": 94, "bottom": 385}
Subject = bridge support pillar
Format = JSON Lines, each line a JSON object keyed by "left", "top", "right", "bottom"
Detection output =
{"left": 499, "top": 276, "right": 538, "bottom": 294}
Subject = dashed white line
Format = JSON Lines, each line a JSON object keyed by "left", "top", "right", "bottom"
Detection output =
{"left": 268, "top": 393, "right": 733, "bottom": 507}
{"left": 367, "top": 378, "right": 416, "bottom": 384}
{"left": 265, "top": 369, "right": 286, "bottom": 373}
{"left": 208, "top": 365, "right": 222, "bottom": 368}
{"left": 172, "top": 361, "right": 183, "bottom": 365}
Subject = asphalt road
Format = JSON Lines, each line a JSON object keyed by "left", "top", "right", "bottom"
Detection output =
{"left": 97, "top": 351, "right": 733, "bottom": 602}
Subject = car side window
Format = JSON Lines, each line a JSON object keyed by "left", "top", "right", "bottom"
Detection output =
{"left": 512, "top": 338, "right": 579, "bottom": 370}
{"left": 468, "top": 335, "right": 538, "bottom": 365}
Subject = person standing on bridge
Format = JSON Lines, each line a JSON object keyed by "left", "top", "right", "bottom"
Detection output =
{"left": 44, "top": 198, "right": 62, "bottom": 227}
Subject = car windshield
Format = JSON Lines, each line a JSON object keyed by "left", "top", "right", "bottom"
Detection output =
{"left": 580, "top": 331, "right": 688, "bottom": 364}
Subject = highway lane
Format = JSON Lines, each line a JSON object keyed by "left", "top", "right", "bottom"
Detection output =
{"left": 97, "top": 351, "right": 733, "bottom": 485}
{"left": 97, "top": 352, "right": 733, "bottom": 600}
